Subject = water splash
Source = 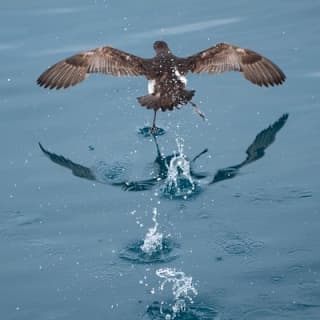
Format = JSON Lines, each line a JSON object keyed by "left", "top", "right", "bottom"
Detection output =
{"left": 155, "top": 268, "right": 198, "bottom": 319}
{"left": 141, "top": 208, "right": 163, "bottom": 255}
{"left": 119, "top": 208, "right": 180, "bottom": 264}
{"left": 162, "top": 138, "right": 198, "bottom": 199}
{"left": 166, "top": 138, "right": 193, "bottom": 186}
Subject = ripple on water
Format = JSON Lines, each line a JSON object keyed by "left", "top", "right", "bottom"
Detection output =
{"left": 240, "top": 302, "right": 320, "bottom": 320}
{"left": 270, "top": 275, "right": 284, "bottom": 283}
{"left": 93, "top": 161, "right": 129, "bottom": 183}
{"left": 143, "top": 301, "right": 219, "bottom": 320}
{"left": 119, "top": 237, "right": 180, "bottom": 264}
{"left": 139, "top": 127, "right": 166, "bottom": 137}
{"left": 216, "top": 232, "right": 265, "bottom": 256}
{"left": 247, "top": 187, "right": 312, "bottom": 204}
{"left": 0, "top": 211, "right": 43, "bottom": 241}
{"left": 224, "top": 239, "right": 264, "bottom": 255}
{"left": 161, "top": 179, "right": 202, "bottom": 200}
{"left": 241, "top": 307, "right": 284, "bottom": 320}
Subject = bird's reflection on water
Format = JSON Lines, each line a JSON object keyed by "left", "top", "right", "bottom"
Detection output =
{"left": 39, "top": 113, "right": 288, "bottom": 196}
{"left": 209, "top": 113, "right": 288, "bottom": 185}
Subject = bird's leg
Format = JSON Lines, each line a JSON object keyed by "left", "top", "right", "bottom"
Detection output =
{"left": 190, "top": 101, "right": 206, "bottom": 121}
{"left": 151, "top": 110, "right": 158, "bottom": 134}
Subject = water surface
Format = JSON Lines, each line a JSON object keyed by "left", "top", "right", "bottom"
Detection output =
{"left": 1, "top": 1, "right": 320, "bottom": 319}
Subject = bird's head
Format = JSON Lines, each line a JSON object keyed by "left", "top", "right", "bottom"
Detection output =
{"left": 153, "top": 41, "right": 170, "bottom": 55}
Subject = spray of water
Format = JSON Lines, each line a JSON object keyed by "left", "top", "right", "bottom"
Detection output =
{"left": 163, "top": 137, "right": 196, "bottom": 198}
{"left": 156, "top": 267, "right": 198, "bottom": 319}
{"left": 140, "top": 208, "right": 163, "bottom": 255}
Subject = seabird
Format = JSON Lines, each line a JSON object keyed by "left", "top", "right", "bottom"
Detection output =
{"left": 37, "top": 41, "right": 286, "bottom": 132}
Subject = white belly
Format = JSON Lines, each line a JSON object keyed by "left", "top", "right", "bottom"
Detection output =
{"left": 148, "top": 80, "right": 156, "bottom": 94}
{"left": 174, "top": 68, "right": 187, "bottom": 85}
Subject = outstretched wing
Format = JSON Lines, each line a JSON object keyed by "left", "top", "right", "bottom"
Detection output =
{"left": 184, "top": 43, "right": 286, "bottom": 87}
{"left": 37, "top": 46, "right": 149, "bottom": 89}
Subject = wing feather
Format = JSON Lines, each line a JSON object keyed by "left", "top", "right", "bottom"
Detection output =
{"left": 37, "top": 46, "right": 149, "bottom": 89}
{"left": 184, "top": 43, "right": 286, "bottom": 87}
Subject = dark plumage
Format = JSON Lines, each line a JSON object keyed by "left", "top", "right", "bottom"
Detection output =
{"left": 37, "top": 41, "right": 286, "bottom": 132}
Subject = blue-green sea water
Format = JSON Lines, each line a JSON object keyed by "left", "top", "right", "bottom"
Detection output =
{"left": 1, "top": 1, "right": 319, "bottom": 319}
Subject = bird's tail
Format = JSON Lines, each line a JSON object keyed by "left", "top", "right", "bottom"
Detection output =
{"left": 137, "top": 90, "right": 195, "bottom": 112}
{"left": 137, "top": 94, "right": 166, "bottom": 111}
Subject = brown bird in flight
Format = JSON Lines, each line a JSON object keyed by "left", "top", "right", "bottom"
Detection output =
{"left": 37, "top": 41, "right": 286, "bottom": 133}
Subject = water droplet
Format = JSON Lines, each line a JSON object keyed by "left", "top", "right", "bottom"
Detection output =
{"left": 155, "top": 267, "right": 198, "bottom": 318}
{"left": 140, "top": 208, "right": 163, "bottom": 255}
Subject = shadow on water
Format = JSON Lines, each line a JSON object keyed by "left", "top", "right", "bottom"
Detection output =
{"left": 209, "top": 113, "right": 289, "bottom": 185}
{"left": 38, "top": 113, "right": 288, "bottom": 197}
